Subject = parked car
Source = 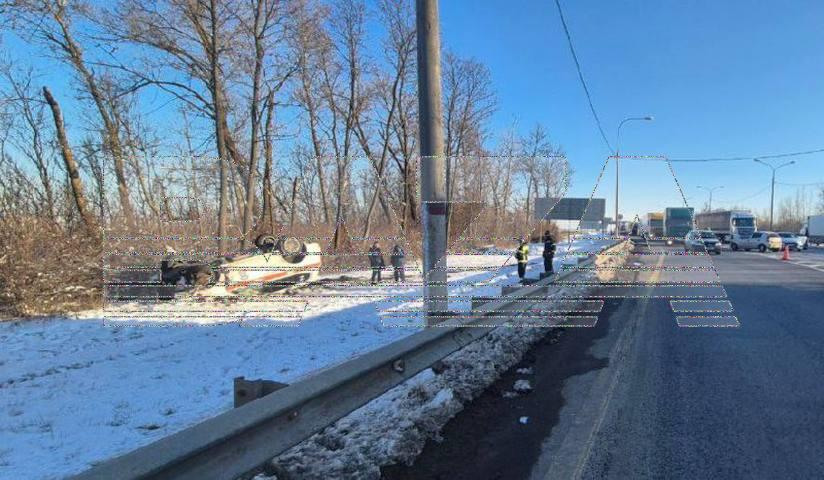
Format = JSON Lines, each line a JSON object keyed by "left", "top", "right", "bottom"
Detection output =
{"left": 730, "top": 231, "right": 782, "bottom": 252}
{"left": 684, "top": 230, "right": 722, "bottom": 254}
{"left": 778, "top": 232, "right": 803, "bottom": 251}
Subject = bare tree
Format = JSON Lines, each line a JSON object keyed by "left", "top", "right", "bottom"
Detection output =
{"left": 356, "top": 0, "right": 415, "bottom": 237}
{"left": 319, "top": 0, "right": 369, "bottom": 247}
{"left": 239, "top": 0, "right": 296, "bottom": 245}
{"left": 293, "top": 0, "right": 332, "bottom": 224}
{"left": 42, "top": 86, "right": 95, "bottom": 229}
{"left": 441, "top": 51, "right": 496, "bottom": 235}
{"left": 818, "top": 186, "right": 824, "bottom": 214}
{"left": 6, "top": 1, "right": 135, "bottom": 223}
{"left": 1, "top": 64, "right": 58, "bottom": 220}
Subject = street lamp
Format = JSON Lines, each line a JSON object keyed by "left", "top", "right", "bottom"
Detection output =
{"left": 696, "top": 185, "right": 724, "bottom": 212}
{"left": 753, "top": 158, "right": 795, "bottom": 230}
{"left": 614, "top": 116, "right": 654, "bottom": 234}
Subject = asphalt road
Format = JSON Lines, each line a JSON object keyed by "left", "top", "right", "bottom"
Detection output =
{"left": 383, "top": 242, "right": 824, "bottom": 480}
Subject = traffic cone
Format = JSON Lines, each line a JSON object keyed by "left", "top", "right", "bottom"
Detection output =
{"left": 782, "top": 245, "right": 790, "bottom": 261}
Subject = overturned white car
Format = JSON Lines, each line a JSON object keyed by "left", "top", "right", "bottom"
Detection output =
{"left": 161, "top": 235, "right": 322, "bottom": 297}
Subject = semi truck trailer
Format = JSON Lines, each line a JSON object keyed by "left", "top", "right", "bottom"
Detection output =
{"left": 647, "top": 212, "right": 664, "bottom": 237}
{"left": 694, "top": 210, "right": 757, "bottom": 243}
{"left": 800, "top": 214, "right": 824, "bottom": 247}
{"left": 664, "top": 207, "right": 695, "bottom": 239}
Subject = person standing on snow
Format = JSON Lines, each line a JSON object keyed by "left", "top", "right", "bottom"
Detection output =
{"left": 390, "top": 244, "right": 406, "bottom": 282}
{"left": 368, "top": 242, "right": 385, "bottom": 284}
{"left": 515, "top": 240, "right": 529, "bottom": 282}
{"left": 543, "top": 235, "right": 556, "bottom": 274}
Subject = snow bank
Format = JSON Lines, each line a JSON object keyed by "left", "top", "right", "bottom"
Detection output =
{"left": 254, "top": 279, "right": 599, "bottom": 480}
{"left": 0, "top": 238, "right": 615, "bottom": 479}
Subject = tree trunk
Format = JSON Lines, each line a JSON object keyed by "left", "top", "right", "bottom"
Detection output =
{"left": 52, "top": 9, "right": 133, "bottom": 225}
{"left": 289, "top": 177, "right": 299, "bottom": 229}
{"left": 241, "top": 0, "right": 267, "bottom": 247}
{"left": 42, "top": 87, "right": 95, "bottom": 230}
{"left": 209, "top": 0, "right": 230, "bottom": 254}
{"left": 261, "top": 90, "right": 276, "bottom": 232}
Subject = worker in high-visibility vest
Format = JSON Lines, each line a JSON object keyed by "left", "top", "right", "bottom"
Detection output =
{"left": 515, "top": 240, "right": 529, "bottom": 282}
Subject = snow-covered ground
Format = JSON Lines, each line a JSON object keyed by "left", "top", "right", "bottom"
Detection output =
{"left": 0, "top": 236, "right": 614, "bottom": 479}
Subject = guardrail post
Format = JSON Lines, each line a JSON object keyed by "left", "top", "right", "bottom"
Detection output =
{"left": 234, "top": 377, "right": 289, "bottom": 408}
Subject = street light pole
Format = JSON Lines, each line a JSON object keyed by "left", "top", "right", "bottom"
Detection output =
{"left": 697, "top": 185, "right": 724, "bottom": 213}
{"left": 416, "top": 0, "right": 447, "bottom": 324}
{"left": 753, "top": 158, "right": 795, "bottom": 230}
{"left": 614, "top": 116, "right": 653, "bottom": 234}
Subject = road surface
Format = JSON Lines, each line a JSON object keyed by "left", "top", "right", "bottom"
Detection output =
{"left": 383, "top": 242, "right": 824, "bottom": 480}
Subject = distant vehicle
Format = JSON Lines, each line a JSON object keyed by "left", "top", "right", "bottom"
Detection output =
{"left": 617, "top": 220, "right": 632, "bottom": 235}
{"left": 800, "top": 214, "right": 824, "bottom": 247}
{"left": 684, "top": 230, "right": 722, "bottom": 254}
{"left": 694, "top": 210, "right": 757, "bottom": 243}
{"left": 646, "top": 212, "right": 664, "bottom": 237}
{"left": 777, "top": 232, "right": 802, "bottom": 251}
{"left": 730, "top": 231, "right": 782, "bottom": 252}
{"left": 664, "top": 207, "right": 695, "bottom": 240}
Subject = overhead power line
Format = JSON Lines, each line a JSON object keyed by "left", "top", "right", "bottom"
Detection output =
{"left": 667, "top": 147, "right": 824, "bottom": 163}
{"left": 714, "top": 185, "right": 771, "bottom": 205}
{"left": 615, "top": 147, "right": 824, "bottom": 163}
{"left": 553, "top": 0, "right": 614, "bottom": 154}
{"left": 776, "top": 180, "right": 824, "bottom": 186}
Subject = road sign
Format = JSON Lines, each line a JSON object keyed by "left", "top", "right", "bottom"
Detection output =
{"left": 534, "top": 197, "right": 606, "bottom": 222}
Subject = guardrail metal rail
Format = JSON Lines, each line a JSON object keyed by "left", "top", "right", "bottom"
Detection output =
{"left": 71, "top": 240, "right": 627, "bottom": 480}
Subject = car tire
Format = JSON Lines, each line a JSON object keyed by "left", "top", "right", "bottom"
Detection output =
{"left": 730, "top": 243, "right": 738, "bottom": 251}
{"left": 758, "top": 244, "right": 767, "bottom": 253}
{"left": 278, "top": 237, "right": 307, "bottom": 264}
{"left": 255, "top": 234, "right": 278, "bottom": 251}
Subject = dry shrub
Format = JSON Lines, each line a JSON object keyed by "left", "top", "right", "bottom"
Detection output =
{"left": 0, "top": 212, "right": 426, "bottom": 318}
{"left": 0, "top": 217, "right": 101, "bottom": 318}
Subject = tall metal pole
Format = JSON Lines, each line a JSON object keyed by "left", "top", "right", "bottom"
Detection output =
{"left": 697, "top": 185, "right": 722, "bottom": 213}
{"left": 614, "top": 156, "right": 619, "bottom": 235}
{"left": 416, "top": 0, "right": 447, "bottom": 324}
{"left": 754, "top": 159, "right": 794, "bottom": 231}
{"left": 614, "top": 116, "right": 653, "bottom": 235}
{"left": 769, "top": 170, "right": 775, "bottom": 230}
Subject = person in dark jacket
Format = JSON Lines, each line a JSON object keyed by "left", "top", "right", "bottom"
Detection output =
{"left": 368, "top": 242, "right": 385, "bottom": 284}
{"left": 543, "top": 235, "right": 556, "bottom": 274}
{"left": 515, "top": 240, "right": 529, "bottom": 282}
{"left": 390, "top": 244, "right": 406, "bottom": 282}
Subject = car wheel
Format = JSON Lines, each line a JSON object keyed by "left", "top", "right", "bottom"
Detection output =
{"left": 278, "top": 237, "right": 307, "bottom": 264}
{"left": 730, "top": 243, "right": 738, "bottom": 251}
{"left": 255, "top": 234, "right": 278, "bottom": 251}
{"left": 758, "top": 244, "right": 766, "bottom": 253}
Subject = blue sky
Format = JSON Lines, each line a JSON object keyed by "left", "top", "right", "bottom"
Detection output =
{"left": 439, "top": 0, "right": 824, "bottom": 219}
{"left": 3, "top": 1, "right": 824, "bottom": 222}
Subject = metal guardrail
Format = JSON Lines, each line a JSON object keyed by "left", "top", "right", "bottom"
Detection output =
{"left": 70, "top": 240, "right": 627, "bottom": 480}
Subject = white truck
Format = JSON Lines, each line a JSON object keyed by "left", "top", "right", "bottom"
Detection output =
{"left": 800, "top": 214, "right": 824, "bottom": 247}
{"left": 694, "top": 210, "right": 757, "bottom": 244}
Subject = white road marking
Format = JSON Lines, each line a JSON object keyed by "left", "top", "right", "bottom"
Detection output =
{"left": 742, "top": 251, "right": 824, "bottom": 274}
